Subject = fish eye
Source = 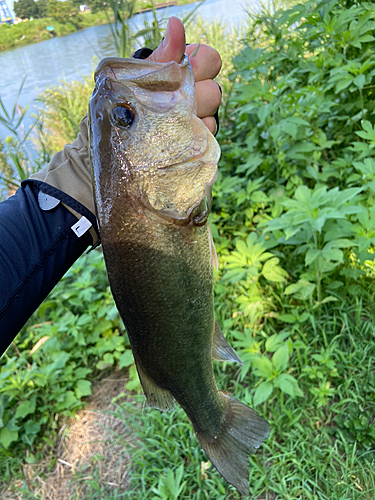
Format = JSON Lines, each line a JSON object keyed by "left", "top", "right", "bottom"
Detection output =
{"left": 112, "top": 105, "right": 135, "bottom": 128}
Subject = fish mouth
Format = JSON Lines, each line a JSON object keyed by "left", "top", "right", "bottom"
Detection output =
{"left": 94, "top": 55, "right": 189, "bottom": 92}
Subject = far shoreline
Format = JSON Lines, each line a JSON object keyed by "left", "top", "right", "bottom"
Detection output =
{"left": 0, "top": 0, "right": 198, "bottom": 53}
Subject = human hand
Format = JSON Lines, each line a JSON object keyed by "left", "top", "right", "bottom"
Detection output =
{"left": 147, "top": 17, "right": 222, "bottom": 135}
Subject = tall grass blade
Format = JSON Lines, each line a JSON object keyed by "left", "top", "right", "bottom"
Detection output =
{"left": 12, "top": 76, "right": 27, "bottom": 121}
{"left": 182, "top": 0, "right": 206, "bottom": 28}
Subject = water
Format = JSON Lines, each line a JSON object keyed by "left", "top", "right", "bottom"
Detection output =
{"left": 0, "top": 0, "right": 256, "bottom": 134}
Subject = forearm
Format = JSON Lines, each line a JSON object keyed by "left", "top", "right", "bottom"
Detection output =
{"left": 0, "top": 183, "right": 93, "bottom": 356}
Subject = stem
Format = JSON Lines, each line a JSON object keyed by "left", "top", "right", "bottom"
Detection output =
{"left": 313, "top": 231, "right": 321, "bottom": 303}
{"left": 359, "top": 87, "right": 364, "bottom": 120}
{"left": 279, "top": 389, "right": 284, "bottom": 409}
{"left": 12, "top": 341, "right": 22, "bottom": 357}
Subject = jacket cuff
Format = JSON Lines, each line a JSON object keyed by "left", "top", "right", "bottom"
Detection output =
{"left": 21, "top": 179, "right": 100, "bottom": 246}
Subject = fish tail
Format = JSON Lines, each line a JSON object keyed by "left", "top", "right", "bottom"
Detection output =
{"left": 196, "top": 393, "right": 270, "bottom": 496}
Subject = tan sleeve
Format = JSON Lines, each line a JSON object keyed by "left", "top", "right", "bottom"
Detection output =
{"left": 29, "top": 115, "right": 99, "bottom": 245}
{"left": 30, "top": 115, "right": 95, "bottom": 216}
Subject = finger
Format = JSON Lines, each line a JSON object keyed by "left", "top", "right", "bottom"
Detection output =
{"left": 186, "top": 44, "right": 222, "bottom": 82}
{"left": 148, "top": 17, "right": 186, "bottom": 64}
{"left": 201, "top": 116, "right": 217, "bottom": 135}
{"left": 195, "top": 80, "right": 222, "bottom": 119}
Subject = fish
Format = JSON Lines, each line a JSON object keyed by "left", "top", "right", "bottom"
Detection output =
{"left": 88, "top": 54, "right": 270, "bottom": 496}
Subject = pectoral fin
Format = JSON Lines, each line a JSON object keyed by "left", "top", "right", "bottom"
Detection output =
{"left": 212, "top": 320, "right": 243, "bottom": 365}
{"left": 133, "top": 354, "right": 175, "bottom": 411}
{"left": 209, "top": 225, "right": 218, "bottom": 271}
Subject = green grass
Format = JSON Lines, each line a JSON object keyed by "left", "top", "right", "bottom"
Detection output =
{"left": 58, "top": 289, "right": 375, "bottom": 499}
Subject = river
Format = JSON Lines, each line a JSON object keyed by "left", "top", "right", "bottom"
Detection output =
{"left": 0, "top": 0, "right": 257, "bottom": 134}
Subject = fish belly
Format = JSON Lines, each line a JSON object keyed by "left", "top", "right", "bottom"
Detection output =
{"left": 100, "top": 205, "right": 225, "bottom": 433}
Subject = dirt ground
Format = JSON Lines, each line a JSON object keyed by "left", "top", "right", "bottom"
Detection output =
{"left": 3, "top": 370, "right": 136, "bottom": 500}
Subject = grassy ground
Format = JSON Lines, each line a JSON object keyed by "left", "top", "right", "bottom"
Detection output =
{"left": 2, "top": 264, "right": 374, "bottom": 499}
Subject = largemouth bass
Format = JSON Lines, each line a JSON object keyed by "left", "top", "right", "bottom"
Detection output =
{"left": 89, "top": 54, "right": 270, "bottom": 495}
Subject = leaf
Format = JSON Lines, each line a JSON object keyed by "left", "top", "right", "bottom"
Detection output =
{"left": 25, "top": 453, "right": 37, "bottom": 464}
{"left": 253, "top": 382, "right": 273, "bottom": 406}
{"left": 15, "top": 397, "right": 36, "bottom": 420}
{"left": 251, "top": 356, "right": 274, "bottom": 378}
{"left": 262, "top": 257, "right": 288, "bottom": 282}
{"left": 273, "top": 374, "right": 303, "bottom": 397}
{"left": 258, "top": 104, "right": 273, "bottom": 122}
{"left": 223, "top": 269, "right": 247, "bottom": 284}
{"left": 251, "top": 190, "right": 269, "bottom": 203}
{"left": 272, "top": 344, "right": 289, "bottom": 373}
{"left": 24, "top": 420, "right": 41, "bottom": 435}
{"left": 0, "top": 428, "right": 18, "bottom": 449}
{"left": 318, "top": 296, "right": 339, "bottom": 305}
{"left": 335, "top": 76, "right": 353, "bottom": 93}
{"left": 283, "top": 121, "right": 298, "bottom": 139}
{"left": 96, "top": 352, "right": 115, "bottom": 370}
{"left": 5, "top": 419, "right": 19, "bottom": 432}
{"left": 286, "top": 142, "right": 317, "bottom": 160}
{"left": 265, "top": 332, "right": 291, "bottom": 352}
{"left": 284, "top": 280, "right": 315, "bottom": 300}
{"left": 76, "top": 313, "right": 92, "bottom": 326}
{"left": 356, "top": 120, "right": 375, "bottom": 141}
{"left": 288, "top": 116, "right": 311, "bottom": 127}
{"left": 322, "top": 248, "right": 343, "bottom": 263}
{"left": 119, "top": 350, "right": 134, "bottom": 369}
{"left": 48, "top": 352, "right": 70, "bottom": 372}
{"left": 277, "top": 313, "right": 297, "bottom": 323}
{"left": 75, "top": 380, "right": 92, "bottom": 399}
{"left": 57, "top": 391, "right": 78, "bottom": 411}
{"left": 353, "top": 74, "right": 365, "bottom": 89}
{"left": 305, "top": 248, "right": 321, "bottom": 266}
{"left": 125, "top": 365, "right": 141, "bottom": 392}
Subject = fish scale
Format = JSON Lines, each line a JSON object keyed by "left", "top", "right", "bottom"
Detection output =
{"left": 89, "top": 54, "right": 270, "bottom": 496}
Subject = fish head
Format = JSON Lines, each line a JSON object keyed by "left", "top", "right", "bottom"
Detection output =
{"left": 89, "top": 55, "right": 220, "bottom": 223}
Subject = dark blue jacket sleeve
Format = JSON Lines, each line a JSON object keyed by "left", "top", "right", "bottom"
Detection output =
{"left": 0, "top": 182, "right": 94, "bottom": 356}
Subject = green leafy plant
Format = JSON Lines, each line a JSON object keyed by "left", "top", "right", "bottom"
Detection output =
{"left": 107, "top": 0, "right": 206, "bottom": 58}
{"left": 265, "top": 185, "right": 364, "bottom": 302}
{"left": 220, "top": 232, "right": 287, "bottom": 319}
{"left": 218, "top": 0, "right": 375, "bottom": 305}
{"left": 0, "top": 80, "right": 46, "bottom": 198}
{"left": 151, "top": 464, "right": 187, "bottom": 500}
{"left": 35, "top": 76, "right": 93, "bottom": 155}
{"left": 0, "top": 250, "right": 138, "bottom": 478}
{"left": 234, "top": 330, "right": 303, "bottom": 406}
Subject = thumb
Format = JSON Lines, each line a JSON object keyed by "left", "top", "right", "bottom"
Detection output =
{"left": 148, "top": 17, "right": 186, "bottom": 64}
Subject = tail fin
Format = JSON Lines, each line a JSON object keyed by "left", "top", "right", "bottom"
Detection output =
{"left": 196, "top": 394, "right": 270, "bottom": 496}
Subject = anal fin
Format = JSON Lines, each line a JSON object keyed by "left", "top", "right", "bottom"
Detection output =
{"left": 212, "top": 320, "right": 243, "bottom": 365}
{"left": 133, "top": 355, "right": 174, "bottom": 411}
